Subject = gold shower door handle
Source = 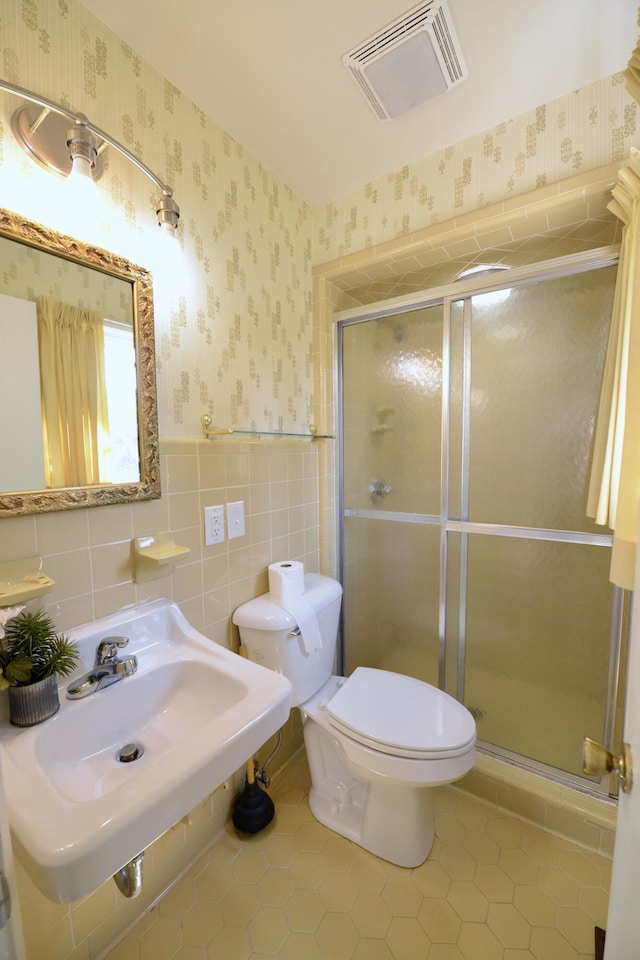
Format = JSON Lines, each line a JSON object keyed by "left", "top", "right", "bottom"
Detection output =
{"left": 583, "top": 737, "right": 633, "bottom": 794}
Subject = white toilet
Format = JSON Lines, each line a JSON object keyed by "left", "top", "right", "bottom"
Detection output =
{"left": 232, "top": 573, "right": 476, "bottom": 868}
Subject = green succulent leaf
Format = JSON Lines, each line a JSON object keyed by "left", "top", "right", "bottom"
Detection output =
{"left": 0, "top": 658, "right": 32, "bottom": 688}
{"left": 6, "top": 658, "right": 32, "bottom": 684}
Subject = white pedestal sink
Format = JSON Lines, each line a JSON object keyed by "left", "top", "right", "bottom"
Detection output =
{"left": 0, "top": 599, "right": 292, "bottom": 902}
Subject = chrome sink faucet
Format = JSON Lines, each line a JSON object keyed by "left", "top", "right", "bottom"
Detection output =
{"left": 66, "top": 636, "right": 138, "bottom": 700}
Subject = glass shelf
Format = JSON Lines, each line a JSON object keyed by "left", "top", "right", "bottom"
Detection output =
{"left": 200, "top": 414, "right": 334, "bottom": 441}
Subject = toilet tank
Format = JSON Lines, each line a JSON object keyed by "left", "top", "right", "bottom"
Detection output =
{"left": 232, "top": 573, "right": 342, "bottom": 707}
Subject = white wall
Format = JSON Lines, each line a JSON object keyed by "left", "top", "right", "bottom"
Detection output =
{"left": 0, "top": 294, "right": 45, "bottom": 492}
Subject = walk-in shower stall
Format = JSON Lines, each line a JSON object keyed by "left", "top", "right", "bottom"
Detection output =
{"left": 337, "top": 248, "right": 627, "bottom": 795}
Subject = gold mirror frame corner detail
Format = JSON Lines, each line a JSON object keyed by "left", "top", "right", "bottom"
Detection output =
{"left": 0, "top": 208, "right": 160, "bottom": 518}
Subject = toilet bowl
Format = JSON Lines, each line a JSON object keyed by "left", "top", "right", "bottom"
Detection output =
{"left": 232, "top": 573, "right": 476, "bottom": 867}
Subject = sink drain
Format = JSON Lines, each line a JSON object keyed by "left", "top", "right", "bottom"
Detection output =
{"left": 117, "top": 742, "right": 144, "bottom": 763}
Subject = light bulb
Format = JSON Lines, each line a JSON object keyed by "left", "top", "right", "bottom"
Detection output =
{"left": 61, "top": 160, "right": 99, "bottom": 240}
{"left": 69, "top": 153, "right": 95, "bottom": 182}
{"left": 67, "top": 150, "right": 98, "bottom": 207}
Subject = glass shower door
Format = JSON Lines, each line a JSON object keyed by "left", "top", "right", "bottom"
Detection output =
{"left": 452, "top": 267, "right": 620, "bottom": 779}
{"left": 339, "top": 255, "right": 624, "bottom": 789}
{"left": 341, "top": 304, "right": 443, "bottom": 686}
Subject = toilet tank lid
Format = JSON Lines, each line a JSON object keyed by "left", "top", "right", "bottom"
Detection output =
{"left": 232, "top": 573, "right": 342, "bottom": 631}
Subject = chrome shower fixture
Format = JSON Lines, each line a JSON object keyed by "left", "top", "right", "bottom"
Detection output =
{"left": 392, "top": 322, "right": 407, "bottom": 343}
{"left": 2, "top": 80, "right": 180, "bottom": 233}
{"left": 369, "top": 476, "right": 393, "bottom": 502}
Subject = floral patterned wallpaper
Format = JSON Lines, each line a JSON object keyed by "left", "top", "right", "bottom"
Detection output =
{"left": 0, "top": 236, "right": 132, "bottom": 320}
{"left": 0, "top": 0, "right": 637, "bottom": 441}
{"left": 0, "top": 0, "right": 313, "bottom": 439}
{"left": 314, "top": 73, "right": 638, "bottom": 262}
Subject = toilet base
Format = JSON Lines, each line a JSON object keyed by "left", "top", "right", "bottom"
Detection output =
{"left": 304, "top": 716, "right": 435, "bottom": 868}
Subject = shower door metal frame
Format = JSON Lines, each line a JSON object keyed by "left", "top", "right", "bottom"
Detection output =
{"left": 337, "top": 244, "right": 625, "bottom": 795}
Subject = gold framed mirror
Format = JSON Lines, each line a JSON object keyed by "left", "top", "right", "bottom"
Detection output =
{"left": 0, "top": 209, "right": 160, "bottom": 517}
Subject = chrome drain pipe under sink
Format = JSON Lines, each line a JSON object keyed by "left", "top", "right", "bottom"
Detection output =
{"left": 113, "top": 852, "right": 144, "bottom": 898}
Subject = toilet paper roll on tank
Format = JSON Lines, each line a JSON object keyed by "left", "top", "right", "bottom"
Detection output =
{"left": 268, "top": 561, "right": 322, "bottom": 654}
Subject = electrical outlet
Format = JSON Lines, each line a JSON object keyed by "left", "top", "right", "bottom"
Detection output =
{"left": 204, "top": 505, "right": 225, "bottom": 545}
{"left": 227, "top": 500, "right": 245, "bottom": 540}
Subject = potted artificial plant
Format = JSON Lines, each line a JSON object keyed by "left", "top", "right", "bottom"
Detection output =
{"left": 0, "top": 605, "right": 79, "bottom": 726}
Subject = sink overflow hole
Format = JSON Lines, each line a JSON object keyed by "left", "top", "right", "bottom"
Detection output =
{"left": 117, "top": 742, "right": 144, "bottom": 763}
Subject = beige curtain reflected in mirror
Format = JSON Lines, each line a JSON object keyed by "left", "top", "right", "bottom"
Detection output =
{"left": 587, "top": 147, "right": 640, "bottom": 590}
{"left": 37, "top": 296, "right": 109, "bottom": 488}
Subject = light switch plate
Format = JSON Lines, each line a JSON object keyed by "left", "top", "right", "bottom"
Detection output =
{"left": 227, "top": 500, "right": 245, "bottom": 540}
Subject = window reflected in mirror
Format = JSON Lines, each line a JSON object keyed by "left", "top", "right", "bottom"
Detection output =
{"left": 102, "top": 320, "right": 138, "bottom": 484}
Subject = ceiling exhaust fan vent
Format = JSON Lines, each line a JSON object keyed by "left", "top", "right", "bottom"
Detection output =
{"left": 342, "top": 0, "right": 467, "bottom": 121}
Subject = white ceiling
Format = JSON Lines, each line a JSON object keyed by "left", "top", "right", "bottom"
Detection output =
{"left": 79, "top": 0, "right": 637, "bottom": 206}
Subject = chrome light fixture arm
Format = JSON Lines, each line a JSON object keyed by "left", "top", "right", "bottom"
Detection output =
{"left": 0, "top": 79, "right": 180, "bottom": 231}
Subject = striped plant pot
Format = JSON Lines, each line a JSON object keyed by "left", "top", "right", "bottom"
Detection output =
{"left": 8, "top": 675, "right": 60, "bottom": 726}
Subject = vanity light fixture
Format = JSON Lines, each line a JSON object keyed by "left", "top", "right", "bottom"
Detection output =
{"left": 0, "top": 79, "right": 180, "bottom": 234}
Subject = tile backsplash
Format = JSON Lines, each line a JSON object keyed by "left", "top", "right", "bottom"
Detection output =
{"left": 0, "top": 439, "right": 322, "bottom": 642}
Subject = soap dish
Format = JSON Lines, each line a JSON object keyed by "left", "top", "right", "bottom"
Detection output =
{"left": 132, "top": 533, "right": 191, "bottom": 583}
{"left": 0, "top": 557, "right": 55, "bottom": 605}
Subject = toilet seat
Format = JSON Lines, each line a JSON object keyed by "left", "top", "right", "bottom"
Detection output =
{"left": 326, "top": 667, "right": 476, "bottom": 760}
